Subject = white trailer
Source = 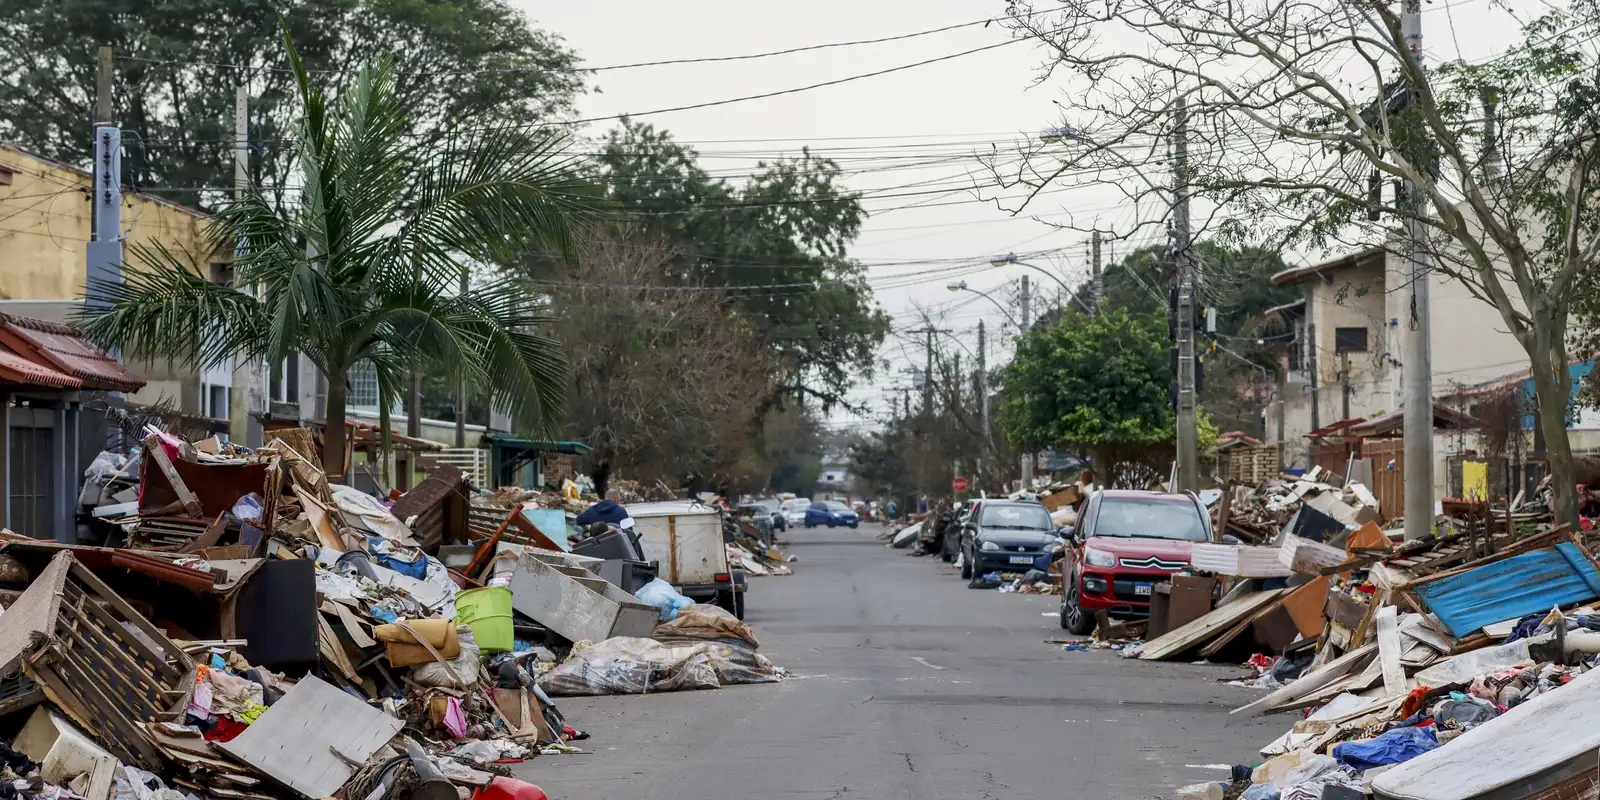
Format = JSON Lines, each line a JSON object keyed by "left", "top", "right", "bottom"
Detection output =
{"left": 626, "top": 501, "right": 746, "bottom": 618}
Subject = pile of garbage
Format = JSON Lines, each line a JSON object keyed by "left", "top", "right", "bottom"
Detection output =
{"left": 0, "top": 426, "right": 788, "bottom": 800}
{"left": 1129, "top": 469, "right": 1600, "bottom": 799}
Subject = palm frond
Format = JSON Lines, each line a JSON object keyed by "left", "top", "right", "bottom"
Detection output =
{"left": 76, "top": 242, "right": 269, "bottom": 370}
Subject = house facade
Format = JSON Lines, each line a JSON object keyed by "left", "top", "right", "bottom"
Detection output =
{"left": 1259, "top": 240, "right": 1577, "bottom": 502}
{"left": 0, "top": 142, "right": 520, "bottom": 492}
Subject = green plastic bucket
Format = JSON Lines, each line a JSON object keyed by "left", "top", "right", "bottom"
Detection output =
{"left": 455, "top": 586, "right": 514, "bottom": 654}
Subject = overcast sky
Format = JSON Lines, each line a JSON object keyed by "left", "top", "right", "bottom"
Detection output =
{"left": 523, "top": 0, "right": 1529, "bottom": 435}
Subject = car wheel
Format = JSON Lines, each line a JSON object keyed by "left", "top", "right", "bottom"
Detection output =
{"left": 805, "top": 521, "right": 815, "bottom": 528}
{"left": 828, "top": 520, "right": 838, "bottom": 528}
{"left": 959, "top": 549, "right": 973, "bottom": 579}
{"left": 1062, "top": 584, "right": 1096, "bottom": 635}
{"left": 849, "top": 522, "right": 858, "bottom": 529}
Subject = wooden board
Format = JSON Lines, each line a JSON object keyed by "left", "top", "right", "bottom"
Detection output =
{"left": 1138, "top": 589, "right": 1285, "bottom": 661}
{"left": 217, "top": 675, "right": 403, "bottom": 799}
{"left": 1375, "top": 604, "right": 1406, "bottom": 696}
{"left": 1282, "top": 576, "right": 1331, "bottom": 639}
{"left": 1228, "top": 642, "right": 1376, "bottom": 722}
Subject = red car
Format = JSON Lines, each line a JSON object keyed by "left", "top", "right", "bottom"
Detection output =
{"left": 1059, "top": 490, "right": 1213, "bottom": 635}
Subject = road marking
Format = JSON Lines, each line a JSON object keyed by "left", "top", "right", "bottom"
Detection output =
{"left": 910, "top": 656, "right": 946, "bottom": 671}
{"left": 1185, "top": 764, "right": 1231, "bottom": 770}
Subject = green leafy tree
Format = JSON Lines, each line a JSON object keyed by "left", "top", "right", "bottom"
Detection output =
{"left": 0, "top": 0, "right": 583, "bottom": 210}
{"left": 592, "top": 120, "right": 891, "bottom": 408}
{"left": 999, "top": 309, "right": 1215, "bottom": 488}
{"left": 78, "top": 35, "right": 590, "bottom": 479}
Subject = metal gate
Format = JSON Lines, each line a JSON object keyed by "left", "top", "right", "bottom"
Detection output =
{"left": 9, "top": 408, "right": 55, "bottom": 538}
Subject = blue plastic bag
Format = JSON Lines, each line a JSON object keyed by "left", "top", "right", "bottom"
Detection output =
{"left": 634, "top": 578, "right": 695, "bottom": 622}
{"left": 1332, "top": 726, "right": 1438, "bottom": 770}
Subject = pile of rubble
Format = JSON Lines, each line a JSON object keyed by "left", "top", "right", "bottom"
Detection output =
{"left": 0, "top": 427, "right": 787, "bottom": 800}
{"left": 1115, "top": 469, "right": 1600, "bottom": 799}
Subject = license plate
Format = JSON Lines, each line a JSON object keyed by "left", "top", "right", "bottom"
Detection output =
{"left": 1009, "top": 555, "right": 1035, "bottom": 565}
{"left": 1134, "top": 583, "right": 1153, "bottom": 596}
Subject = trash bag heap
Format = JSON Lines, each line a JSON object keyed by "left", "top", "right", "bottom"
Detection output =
{"left": 1075, "top": 465, "right": 1600, "bottom": 800}
{"left": 0, "top": 426, "right": 791, "bottom": 800}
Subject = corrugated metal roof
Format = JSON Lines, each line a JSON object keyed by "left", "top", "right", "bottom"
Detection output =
{"left": 0, "top": 314, "right": 144, "bottom": 392}
{"left": 1414, "top": 542, "right": 1600, "bottom": 637}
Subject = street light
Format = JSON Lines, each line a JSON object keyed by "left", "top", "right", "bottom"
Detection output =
{"left": 947, "top": 280, "right": 1020, "bottom": 327}
{"left": 989, "top": 253, "right": 1095, "bottom": 315}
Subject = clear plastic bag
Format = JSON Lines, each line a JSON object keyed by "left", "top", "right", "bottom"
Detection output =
{"left": 538, "top": 637, "right": 721, "bottom": 696}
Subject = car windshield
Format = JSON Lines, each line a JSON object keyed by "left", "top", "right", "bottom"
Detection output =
{"left": 1092, "top": 497, "right": 1209, "bottom": 541}
{"left": 752, "top": 500, "right": 779, "bottom": 512}
{"left": 810, "top": 502, "right": 828, "bottom": 510}
{"left": 978, "top": 504, "right": 1052, "bottom": 530}
{"left": 827, "top": 502, "right": 852, "bottom": 512}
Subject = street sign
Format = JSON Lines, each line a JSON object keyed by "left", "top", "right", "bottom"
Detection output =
{"left": 952, "top": 476, "right": 969, "bottom": 492}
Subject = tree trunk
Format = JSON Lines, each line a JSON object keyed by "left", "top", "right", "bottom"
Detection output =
{"left": 378, "top": 378, "right": 393, "bottom": 490}
{"left": 1529, "top": 348, "right": 1579, "bottom": 527}
{"left": 324, "top": 367, "right": 349, "bottom": 483}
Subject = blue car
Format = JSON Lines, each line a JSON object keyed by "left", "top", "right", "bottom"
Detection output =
{"left": 804, "top": 500, "right": 859, "bottom": 528}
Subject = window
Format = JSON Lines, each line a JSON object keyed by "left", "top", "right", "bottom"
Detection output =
{"left": 204, "top": 384, "right": 229, "bottom": 419}
{"left": 978, "top": 504, "right": 1053, "bottom": 530}
{"left": 347, "top": 362, "right": 378, "bottom": 410}
{"left": 1090, "top": 496, "right": 1208, "bottom": 542}
{"left": 270, "top": 352, "right": 300, "bottom": 404}
{"left": 208, "top": 261, "right": 234, "bottom": 287}
{"left": 0, "top": 164, "right": 15, "bottom": 186}
{"left": 1335, "top": 327, "right": 1368, "bottom": 353}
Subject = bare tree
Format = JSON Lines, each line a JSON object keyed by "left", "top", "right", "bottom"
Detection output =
{"left": 546, "top": 227, "right": 777, "bottom": 487}
{"left": 994, "top": 0, "right": 1600, "bottom": 525}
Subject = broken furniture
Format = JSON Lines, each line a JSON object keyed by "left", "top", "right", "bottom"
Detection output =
{"left": 506, "top": 550, "right": 658, "bottom": 644}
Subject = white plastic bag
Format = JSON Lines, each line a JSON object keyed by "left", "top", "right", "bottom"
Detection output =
{"left": 411, "top": 625, "right": 481, "bottom": 690}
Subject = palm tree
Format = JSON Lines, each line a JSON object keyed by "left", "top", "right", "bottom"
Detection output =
{"left": 80, "top": 30, "right": 588, "bottom": 480}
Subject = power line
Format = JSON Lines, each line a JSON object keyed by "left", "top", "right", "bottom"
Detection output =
{"left": 114, "top": 12, "right": 1041, "bottom": 78}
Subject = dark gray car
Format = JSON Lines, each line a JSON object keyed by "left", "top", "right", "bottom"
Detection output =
{"left": 958, "top": 500, "right": 1063, "bottom": 586}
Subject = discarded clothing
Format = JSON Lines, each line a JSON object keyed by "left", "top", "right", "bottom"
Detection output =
{"left": 1332, "top": 725, "right": 1439, "bottom": 770}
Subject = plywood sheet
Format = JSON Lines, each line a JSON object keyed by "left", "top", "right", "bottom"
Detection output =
{"left": 1138, "top": 589, "right": 1284, "bottom": 661}
{"left": 217, "top": 675, "right": 402, "bottom": 798}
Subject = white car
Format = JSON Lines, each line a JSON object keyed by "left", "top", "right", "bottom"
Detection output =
{"left": 783, "top": 498, "right": 812, "bottom": 526}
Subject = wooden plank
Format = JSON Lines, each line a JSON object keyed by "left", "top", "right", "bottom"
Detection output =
{"left": 1375, "top": 604, "right": 1406, "bottom": 696}
{"left": 316, "top": 617, "right": 358, "bottom": 683}
{"left": 217, "top": 675, "right": 403, "bottom": 799}
{"left": 145, "top": 439, "right": 202, "bottom": 516}
{"left": 1138, "top": 590, "right": 1285, "bottom": 661}
{"left": 1228, "top": 641, "right": 1376, "bottom": 722}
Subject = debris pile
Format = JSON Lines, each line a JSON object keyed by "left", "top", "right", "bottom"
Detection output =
{"left": 1130, "top": 469, "right": 1600, "bottom": 800}
{"left": 0, "top": 427, "right": 790, "bottom": 800}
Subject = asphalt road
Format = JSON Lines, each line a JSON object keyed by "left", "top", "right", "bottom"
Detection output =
{"left": 521, "top": 523, "right": 1286, "bottom": 800}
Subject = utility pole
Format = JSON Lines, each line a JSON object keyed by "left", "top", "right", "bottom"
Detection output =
{"left": 1401, "top": 0, "right": 1435, "bottom": 540}
{"left": 1091, "top": 230, "right": 1103, "bottom": 312}
{"left": 977, "top": 320, "right": 990, "bottom": 447}
{"left": 949, "top": 352, "right": 961, "bottom": 412}
{"left": 229, "top": 86, "right": 265, "bottom": 448}
{"left": 88, "top": 45, "right": 124, "bottom": 454}
{"left": 1019, "top": 276, "right": 1034, "bottom": 489}
{"left": 902, "top": 328, "right": 947, "bottom": 416}
{"left": 1173, "top": 94, "right": 1200, "bottom": 493}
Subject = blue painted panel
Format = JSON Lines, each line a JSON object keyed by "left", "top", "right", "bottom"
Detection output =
{"left": 1413, "top": 543, "right": 1600, "bottom": 637}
